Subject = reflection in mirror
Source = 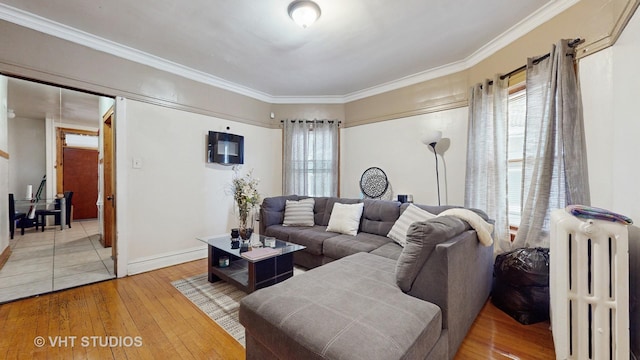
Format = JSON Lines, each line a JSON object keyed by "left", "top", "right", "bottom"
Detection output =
{"left": 2, "top": 75, "right": 116, "bottom": 303}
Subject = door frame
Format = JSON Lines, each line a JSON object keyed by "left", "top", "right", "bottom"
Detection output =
{"left": 114, "top": 97, "right": 127, "bottom": 277}
{"left": 102, "top": 106, "right": 116, "bottom": 272}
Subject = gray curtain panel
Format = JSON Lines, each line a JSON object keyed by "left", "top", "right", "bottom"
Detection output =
{"left": 465, "top": 76, "right": 511, "bottom": 255}
{"left": 514, "top": 39, "right": 591, "bottom": 248}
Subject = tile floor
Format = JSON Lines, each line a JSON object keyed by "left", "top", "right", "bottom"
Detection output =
{"left": 0, "top": 219, "right": 115, "bottom": 303}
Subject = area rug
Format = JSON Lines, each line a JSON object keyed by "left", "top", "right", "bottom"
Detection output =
{"left": 171, "top": 267, "right": 306, "bottom": 347}
{"left": 172, "top": 274, "right": 248, "bottom": 346}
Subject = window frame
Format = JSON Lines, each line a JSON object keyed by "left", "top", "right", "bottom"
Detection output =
{"left": 507, "top": 80, "right": 526, "bottom": 237}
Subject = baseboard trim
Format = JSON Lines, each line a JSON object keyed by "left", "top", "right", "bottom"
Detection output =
{"left": 127, "top": 245, "right": 207, "bottom": 276}
{"left": 0, "top": 246, "right": 12, "bottom": 270}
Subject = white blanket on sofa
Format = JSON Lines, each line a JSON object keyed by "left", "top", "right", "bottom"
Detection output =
{"left": 438, "top": 208, "right": 494, "bottom": 246}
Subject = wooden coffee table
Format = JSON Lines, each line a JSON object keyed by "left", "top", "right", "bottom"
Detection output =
{"left": 196, "top": 234, "right": 305, "bottom": 293}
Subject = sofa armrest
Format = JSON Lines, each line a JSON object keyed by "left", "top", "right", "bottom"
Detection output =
{"left": 407, "top": 230, "right": 493, "bottom": 358}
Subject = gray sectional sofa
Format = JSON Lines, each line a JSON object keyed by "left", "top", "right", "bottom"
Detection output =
{"left": 239, "top": 195, "right": 494, "bottom": 359}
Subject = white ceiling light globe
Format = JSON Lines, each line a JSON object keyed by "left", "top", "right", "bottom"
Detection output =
{"left": 288, "top": 1, "right": 321, "bottom": 28}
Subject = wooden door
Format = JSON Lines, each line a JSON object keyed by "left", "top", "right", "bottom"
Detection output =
{"left": 102, "top": 107, "right": 115, "bottom": 253}
{"left": 63, "top": 148, "right": 98, "bottom": 219}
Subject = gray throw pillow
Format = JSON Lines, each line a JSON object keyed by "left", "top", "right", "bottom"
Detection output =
{"left": 283, "top": 198, "right": 315, "bottom": 226}
{"left": 387, "top": 204, "right": 436, "bottom": 247}
{"left": 395, "top": 216, "right": 468, "bottom": 292}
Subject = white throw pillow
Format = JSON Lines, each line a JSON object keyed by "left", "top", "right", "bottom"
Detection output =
{"left": 326, "top": 202, "right": 364, "bottom": 236}
{"left": 387, "top": 204, "right": 437, "bottom": 247}
{"left": 283, "top": 198, "right": 315, "bottom": 226}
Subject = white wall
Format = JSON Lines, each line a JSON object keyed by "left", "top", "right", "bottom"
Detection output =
{"left": 611, "top": 9, "right": 640, "bottom": 223}
{"left": 120, "top": 100, "right": 282, "bottom": 274}
{"left": 340, "top": 107, "right": 468, "bottom": 206}
{"left": 580, "top": 47, "right": 615, "bottom": 210}
{"left": 7, "top": 117, "right": 45, "bottom": 199}
{"left": 580, "top": 10, "right": 640, "bottom": 220}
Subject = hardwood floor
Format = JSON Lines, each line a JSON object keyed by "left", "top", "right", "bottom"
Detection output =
{"left": 0, "top": 258, "right": 555, "bottom": 359}
{"left": 456, "top": 301, "right": 556, "bottom": 359}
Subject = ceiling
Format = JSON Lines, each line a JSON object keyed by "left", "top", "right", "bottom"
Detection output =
{"left": 1, "top": 0, "right": 574, "bottom": 123}
{"left": 7, "top": 77, "right": 101, "bottom": 126}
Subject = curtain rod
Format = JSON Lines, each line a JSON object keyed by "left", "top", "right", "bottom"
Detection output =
{"left": 280, "top": 119, "right": 341, "bottom": 124}
{"left": 486, "top": 38, "right": 584, "bottom": 85}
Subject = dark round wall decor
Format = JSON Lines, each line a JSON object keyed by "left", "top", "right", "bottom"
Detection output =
{"left": 359, "top": 167, "right": 389, "bottom": 199}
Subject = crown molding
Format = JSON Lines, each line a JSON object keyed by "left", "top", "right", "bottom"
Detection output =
{"left": 342, "top": 60, "right": 469, "bottom": 103}
{"left": 0, "top": 3, "right": 274, "bottom": 103}
{"left": 463, "top": 0, "right": 580, "bottom": 68}
{"left": 269, "top": 95, "right": 346, "bottom": 104}
{"left": 342, "top": 0, "right": 580, "bottom": 103}
{"left": 0, "top": 1, "right": 578, "bottom": 105}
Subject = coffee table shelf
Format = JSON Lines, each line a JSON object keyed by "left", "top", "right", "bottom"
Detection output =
{"left": 196, "top": 234, "right": 305, "bottom": 293}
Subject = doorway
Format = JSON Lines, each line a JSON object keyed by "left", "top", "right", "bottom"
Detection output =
{"left": 57, "top": 128, "right": 100, "bottom": 220}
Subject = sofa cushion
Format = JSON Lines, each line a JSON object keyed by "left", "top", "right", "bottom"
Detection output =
{"left": 326, "top": 202, "right": 364, "bottom": 236}
{"left": 361, "top": 199, "right": 401, "bottom": 236}
{"left": 239, "top": 252, "right": 443, "bottom": 360}
{"left": 388, "top": 204, "right": 437, "bottom": 247}
{"left": 396, "top": 216, "right": 469, "bottom": 292}
{"left": 370, "top": 242, "right": 403, "bottom": 260}
{"left": 287, "top": 226, "right": 340, "bottom": 256}
{"left": 312, "top": 197, "right": 330, "bottom": 225}
{"left": 321, "top": 198, "right": 362, "bottom": 226}
{"left": 283, "top": 198, "right": 315, "bottom": 226}
{"left": 323, "top": 232, "right": 392, "bottom": 259}
{"left": 264, "top": 224, "right": 307, "bottom": 243}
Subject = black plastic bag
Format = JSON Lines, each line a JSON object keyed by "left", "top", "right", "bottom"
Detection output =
{"left": 492, "top": 247, "right": 550, "bottom": 325}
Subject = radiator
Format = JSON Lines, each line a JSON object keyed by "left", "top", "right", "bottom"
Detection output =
{"left": 550, "top": 209, "right": 630, "bottom": 360}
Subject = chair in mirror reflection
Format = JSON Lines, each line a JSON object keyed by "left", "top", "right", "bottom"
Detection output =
{"left": 8, "top": 193, "right": 26, "bottom": 239}
{"left": 35, "top": 191, "right": 73, "bottom": 232}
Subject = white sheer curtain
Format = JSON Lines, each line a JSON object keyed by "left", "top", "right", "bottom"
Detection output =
{"left": 514, "top": 39, "right": 590, "bottom": 248}
{"left": 465, "top": 76, "right": 511, "bottom": 255}
{"left": 283, "top": 120, "right": 339, "bottom": 197}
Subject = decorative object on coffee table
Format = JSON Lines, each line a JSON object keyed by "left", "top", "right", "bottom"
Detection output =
{"left": 359, "top": 167, "right": 389, "bottom": 199}
{"left": 239, "top": 227, "right": 253, "bottom": 240}
{"left": 230, "top": 169, "right": 261, "bottom": 238}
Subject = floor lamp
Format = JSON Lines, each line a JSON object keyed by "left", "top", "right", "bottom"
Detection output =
{"left": 422, "top": 131, "right": 442, "bottom": 206}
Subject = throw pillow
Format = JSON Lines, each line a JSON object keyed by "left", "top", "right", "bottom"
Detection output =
{"left": 283, "top": 198, "right": 315, "bottom": 226}
{"left": 326, "top": 202, "right": 364, "bottom": 236}
{"left": 387, "top": 204, "right": 437, "bottom": 247}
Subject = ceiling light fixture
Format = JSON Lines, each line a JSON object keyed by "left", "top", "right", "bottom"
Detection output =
{"left": 288, "top": 0, "right": 321, "bottom": 28}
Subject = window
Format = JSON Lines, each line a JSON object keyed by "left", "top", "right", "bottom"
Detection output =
{"left": 283, "top": 121, "right": 339, "bottom": 197}
{"left": 507, "top": 84, "right": 526, "bottom": 226}
{"left": 65, "top": 133, "right": 99, "bottom": 149}
{"left": 292, "top": 129, "right": 335, "bottom": 197}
